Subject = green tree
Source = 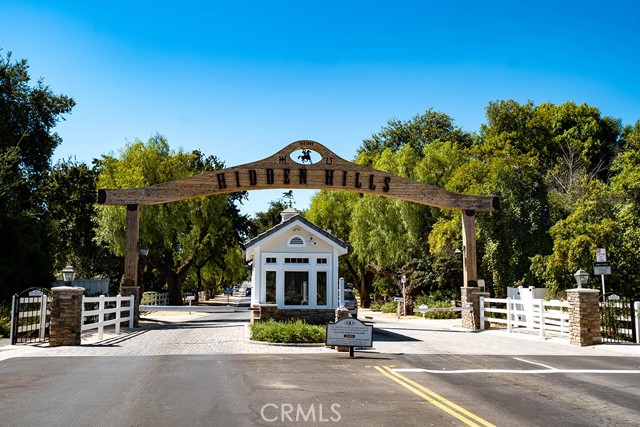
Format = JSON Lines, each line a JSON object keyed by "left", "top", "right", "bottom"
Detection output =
{"left": 349, "top": 110, "right": 472, "bottom": 309}
{"left": 0, "top": 51, "right": 75, "bottom": 301}
{"left": 606, "top": 121, "right": 640, "bottom": 298}
{"left": 41, "top": 159, "right": 121, "bottom": 287}
{"left": 306, "top": 190, "right": 376, "bottom": 307}
{"left": 95, "top": 135, "right": 246, "bottom": 305}
{"left": 466, "top": 100, "right": 621, "bottom": 296}
{"left": 478, "top": 100, "right": 622, "bottom": 221}
{"left": 249, "top": 198, "right": 290, "bottom": 237}
{"left": 531, "top": 181, "right": 619, "bottom": 296}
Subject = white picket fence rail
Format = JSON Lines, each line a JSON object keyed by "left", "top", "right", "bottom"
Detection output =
{"left": 82, "top": 295, "right": 134, "bottom": 340}
{"left": 141, "top": 292, "right": 169, "bottom": 306}
{"left": 480, "top": 297, "right": 570, "bottom": 338}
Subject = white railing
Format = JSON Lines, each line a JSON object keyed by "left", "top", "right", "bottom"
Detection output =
{"left": 480, "top": 297, "right": 569, "bottom": 338}
{"left": 141, "top": 292, "right": 169, "bottom": 306}
{"left": 82, "top": 295, "right": 134, "bottom": 340}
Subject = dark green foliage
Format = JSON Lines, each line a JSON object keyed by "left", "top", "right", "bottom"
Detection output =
{"left": 414, "top": 294, "right": 458, "bottom": 319}
{"left": 0, "top": 304, "right": 11, "bottom": 338}
{"left": 249, "top": 199, "right": 289, "bottom": 237}
{"left": 249, "top": 319, "right": 325, "bottom": 343}
{"left": 0, "top": 51, "right": 75, "bottom": 302}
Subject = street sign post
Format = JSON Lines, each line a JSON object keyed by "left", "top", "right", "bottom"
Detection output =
{"left": 593, "top": 262, "right": 611, "bottom": 276}
{"left": 400, "top": 275, "right": 407, "bottom": 318}
{"left": 595, "top": 249, "right": 609, "bottom": 298}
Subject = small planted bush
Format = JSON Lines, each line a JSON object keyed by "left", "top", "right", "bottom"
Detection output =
{"left": 414, "top": 294, "right": 458, "bottom": 319}
{"left": 250, "top": 319, "right": 326, "bottom": 344}
{"left": 370, "top": 301, "right": 398, "bottom": 313}
{"left": 0, "top": 305, "right": 11, "bottom": 338}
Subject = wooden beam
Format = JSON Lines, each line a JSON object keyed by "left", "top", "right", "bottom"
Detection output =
{"left": 98, "top": 140, "right": 500, "bottom": 212}
{"left": 122, "top": 204, "right": 140, "bottom": 287}
{"left": 461, "top": 210, "right": 478, "bottom": 287}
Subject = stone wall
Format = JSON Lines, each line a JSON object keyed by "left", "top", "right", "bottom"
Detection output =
{"left": 50, "top": 286, "right": 85, "bottom": 347}
{"left": 252, "top": 304, "right": 335, "bottom": 325}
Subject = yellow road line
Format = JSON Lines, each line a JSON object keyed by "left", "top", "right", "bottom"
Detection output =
{"left": 373, "top": 366, "right": 495, "bottom": 427}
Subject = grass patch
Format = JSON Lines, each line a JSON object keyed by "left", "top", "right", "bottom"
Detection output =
{"left": 250, "top": 319, "right": 326, "bottom": 344}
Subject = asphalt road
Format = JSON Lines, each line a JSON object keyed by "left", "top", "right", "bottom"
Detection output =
{"left": 1, "top": 307, "right": 639, "bottom": 427}
{"left": 2, "top": 351, "right": 639, "bottom": 426}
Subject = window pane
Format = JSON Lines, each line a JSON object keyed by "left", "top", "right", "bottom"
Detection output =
{"left": 284, "top": 271, "right": 309, "bottom": 306}
{"left": 317, "top": 271, "right": 327, "bottom": 306}
{"left": 266, "top": 271, "right": 276, "bottom": 304}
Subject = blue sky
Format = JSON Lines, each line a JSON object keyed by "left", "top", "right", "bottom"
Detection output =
{"left": 2, "top": 1, "right": 639, "bottom": 216}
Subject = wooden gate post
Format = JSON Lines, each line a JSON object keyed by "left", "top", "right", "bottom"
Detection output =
{"left": 461, "top": 209, "right": 477, "bottom": 287}
{"left": 120, "top": 204, "right": 141, "bottom": 326}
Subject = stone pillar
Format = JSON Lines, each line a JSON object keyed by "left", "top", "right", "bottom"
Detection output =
{"left": 121, "top": 286, "right": 140, "bottom": 327}
{"left": 334, "top": 307, "right": 350, "bottom": 352}
{"left": 461, "top": 287, "right": 489, "bottom": 330}
{"left": 50, "top": 286, "right": 85, "bottom": 347}
{"left": 567, "top": 289, "right": 601, "bottom": 346}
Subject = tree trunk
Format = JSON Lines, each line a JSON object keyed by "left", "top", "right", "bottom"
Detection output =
{"left": 148, "top": 255, "right": 194, "bottom": 306}
{"left": 344, "top": 259, "right": 374, "bottom": 308}
{"left": 167, "top": 273, "right": 182, "bottom": 306}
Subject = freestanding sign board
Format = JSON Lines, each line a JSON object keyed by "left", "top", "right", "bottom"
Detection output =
{"left": 326, "top": 318, "right": 373, "bottom": 349}
{"left": 593, "top": 262, "right": 611, "bottom": 275}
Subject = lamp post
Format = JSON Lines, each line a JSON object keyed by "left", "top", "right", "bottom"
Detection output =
{"left": 453, "top": 248, "right": 463, "bottom": 287}
{"left": 574, "top": 269, "right": 589, "bottom": 289}
{"left": 61, "top": 265, "right": 76, "bottom": 286}
{"left": 138, "top": 243, "right": 149, "bottom": 292}
{"left": 139, "top": 243, "right": 149, "bottom": 258}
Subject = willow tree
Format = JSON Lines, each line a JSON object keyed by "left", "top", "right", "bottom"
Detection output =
{"left": 95, "top": 135, "right": 245, "bottom": 304}
{"left": 345, "top": 110, "right": 472, "bottom": 308}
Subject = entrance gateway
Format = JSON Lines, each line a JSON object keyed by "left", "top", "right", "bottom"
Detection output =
{"left": 97, "top": 140, "right": 499, "bottom": 322}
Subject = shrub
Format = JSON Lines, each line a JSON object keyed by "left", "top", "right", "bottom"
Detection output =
{"left": 0, "top": 304, "right": 11, "bottom": 338}
{"left": 414, "top": 294, "right": 459, "bottom": 319}
{"left": 369, "top": 300, "right": 383, "bottom": 311}
{"left": 370, "top": 300, "right": 399, "bottom": 313}
{"left": 250, "top": 319, "right": 326, "bottom": 344}
{"left": 379, "top": 301, "right": 399, "bottom": 313}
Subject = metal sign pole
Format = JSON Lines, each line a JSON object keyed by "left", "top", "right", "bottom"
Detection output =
{"left": 401, "top": 275, "right": 406, "bottom": 318}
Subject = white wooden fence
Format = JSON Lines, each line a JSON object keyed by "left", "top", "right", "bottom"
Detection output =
{"left": 141, "top": 292, "right": 169, "bottom": 306}
{"left": 82, "top": 295, "right": 134, "bottom": 340}
{"left": 480, "top": 297, "right": 570, "bottom": 338}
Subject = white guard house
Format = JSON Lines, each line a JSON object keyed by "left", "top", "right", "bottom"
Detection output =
{"left": 243, "top": 208, "right": 348, "bottom": 324}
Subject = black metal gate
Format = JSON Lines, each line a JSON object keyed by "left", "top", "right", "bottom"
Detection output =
{"left": 600, "top": 296, "right": 636, "bottom": 343}
{"left": 10, "top": 287, "right": 52, "bottom": 345}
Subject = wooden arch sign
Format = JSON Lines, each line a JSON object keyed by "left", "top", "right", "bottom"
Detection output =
{"left": 98, "top": 140, "right": 499, "bottom": 211}
{"left": 99, "top": 140, "right": 499, "bottom": 318}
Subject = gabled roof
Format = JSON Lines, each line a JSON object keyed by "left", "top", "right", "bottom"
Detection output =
{"left": 243, "top": 213, "right": 347, "bottom": 260}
